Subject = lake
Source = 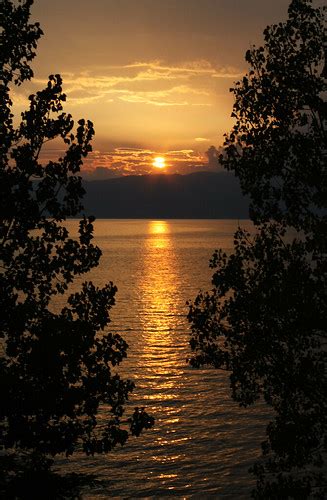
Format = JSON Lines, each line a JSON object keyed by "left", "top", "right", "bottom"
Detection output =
{"left": 55, "top": 219, "right": 269, "bottom": 498}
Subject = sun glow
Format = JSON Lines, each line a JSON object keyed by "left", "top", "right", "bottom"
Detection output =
{"left": 152, "top": 156, "right": 166, "bottom": 169}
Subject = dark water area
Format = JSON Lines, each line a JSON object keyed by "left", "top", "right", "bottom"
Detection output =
{"left": 54, "top": 219, "right": 270, "bottom": 498}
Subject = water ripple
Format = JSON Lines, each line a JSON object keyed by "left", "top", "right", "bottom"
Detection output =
{"left": 54, "top": 219, "right": 269, "bottom": 498}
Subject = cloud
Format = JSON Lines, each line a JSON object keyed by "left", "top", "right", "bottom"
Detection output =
{"left": 38, "top": 144, "right": 214, "bottom": 178}
{"left": 118, "top": 60, "right": 243, "bottom": 79}
{"left": 116, "top": 85, "right": 210, "bottom": 106}
{"left": 83, "top": 145, "right": 225, "bottom": 178}
{"left": 28, "top": 60, "right": 242, "bottom": 107}
{"left": 206, "top": 145, "right": 223, "bottom": 170}
{"left": 84, "top": 166, "right": 122, "bottom": 180}
{"left": 35, "top": 136, "right": 228, "bottom": 179}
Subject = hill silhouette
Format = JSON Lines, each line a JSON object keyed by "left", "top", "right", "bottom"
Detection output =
{"left": 83, "top": 171, "right": 249, "bottom": 219}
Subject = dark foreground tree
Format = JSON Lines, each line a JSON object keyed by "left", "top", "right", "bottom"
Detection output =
{"left": 0, "top": 0, "right": 153, "bottom": 472}
{"left": 188, "top": 1, "right": 326, "bottom": 497}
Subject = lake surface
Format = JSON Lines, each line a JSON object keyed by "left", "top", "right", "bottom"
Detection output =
{"left": 55, "top": 219, "right": 269, "bottom": 498}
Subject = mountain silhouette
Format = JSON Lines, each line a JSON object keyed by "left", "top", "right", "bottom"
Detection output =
{"left": 83, "top": 171, "right": 249, "bottom": 219}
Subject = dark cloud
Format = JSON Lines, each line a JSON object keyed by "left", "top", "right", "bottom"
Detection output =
{"left": 205, "top": 145, "right": 224, "bottom": 171}
{"left": 82, "top": 167, "right": 123, "bottom": 181}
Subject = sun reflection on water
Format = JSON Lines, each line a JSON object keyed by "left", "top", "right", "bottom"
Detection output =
{"left": 136, "top": 220, "right": 187, "bottom": 466}
{"left": 147, "top": 220, "right": 170, "bottom": 249}
{"left": 149, "top": 220, "right": 169, "bottom": 235}
{"left": 140, "top": 220, "right": 179, "bottom": 345}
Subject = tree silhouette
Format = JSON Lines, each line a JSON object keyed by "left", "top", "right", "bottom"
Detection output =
{"left": 188, "top": 1, "right": 326, "bottom": 497}
{"left": 0, "top": 0, "right": 153, "bottom": 470}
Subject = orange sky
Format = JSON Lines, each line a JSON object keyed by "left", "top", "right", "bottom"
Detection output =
{"left": 13, "top": 0, "right": 293, "bottom": 178}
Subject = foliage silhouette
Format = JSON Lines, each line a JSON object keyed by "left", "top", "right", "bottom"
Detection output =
{"left": 0, "top": 452, "right": 105, "bottom": 500}
{"left": 188, "top": 1, "right": 326, "bottom": 497}
{"left": 0, "top": 0, "right": 153, "bottom": 472}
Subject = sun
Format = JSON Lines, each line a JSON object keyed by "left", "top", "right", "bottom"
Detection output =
{"left": 152, "top": 156, "right": 166, "bottom": 169}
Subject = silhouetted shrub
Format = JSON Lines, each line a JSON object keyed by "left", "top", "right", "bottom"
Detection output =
{"left": 188, "top": 1, "right": 326, "bottom": 497}
{"left": 0, "top": 0, "right": 153, "bottom": 473}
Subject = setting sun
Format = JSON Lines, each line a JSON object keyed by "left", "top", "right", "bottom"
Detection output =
{"left": 152, "top": 156, "right": 166, "bottom": 169}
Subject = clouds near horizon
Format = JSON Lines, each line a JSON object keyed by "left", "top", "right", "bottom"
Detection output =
{"left": 12, "top": 0, "right": 292, "bottom": 176}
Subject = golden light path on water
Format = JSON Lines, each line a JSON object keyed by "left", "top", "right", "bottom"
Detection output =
{"left": 139, "top": 220, "right": 180, "bottom": 388}
{"left": 138, "top": 221, "right": 184, "bottom": 459}
{"left": 54, "top": 219, "right": 270, "bottom": 498}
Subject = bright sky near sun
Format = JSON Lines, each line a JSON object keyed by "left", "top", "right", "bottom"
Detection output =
{"left": 14, "top": 0, "right": 293, "bottom": 178}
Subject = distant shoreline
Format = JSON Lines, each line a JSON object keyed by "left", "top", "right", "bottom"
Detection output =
{"left": 82, "top": 171, "right": 250, "bottom": 220}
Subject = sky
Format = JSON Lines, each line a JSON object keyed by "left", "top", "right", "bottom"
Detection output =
{"left": 14, "top": 0, "right": 294, "bottom": 178}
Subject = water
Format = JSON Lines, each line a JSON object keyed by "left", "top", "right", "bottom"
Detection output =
{"left": 55, "top": 219, "right": 269, "bottom": 498}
